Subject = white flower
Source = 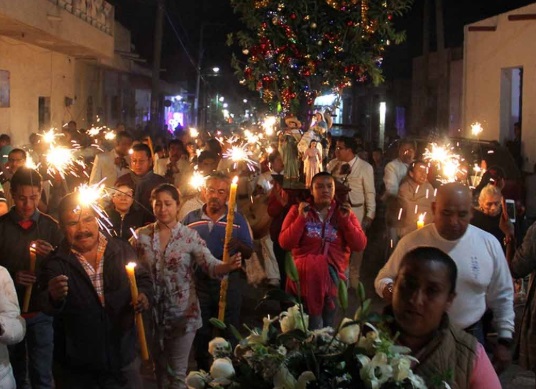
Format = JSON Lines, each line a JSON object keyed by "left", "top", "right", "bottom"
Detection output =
{"left": 337, "top": 318, "right": 360, "bottom": 344}
{"left": 406, "top": 371, "right": 428, "bottom": 389}
{"left": 391, "top": 356, "right": 412, "bottom": 382}
{"left": 210, "top": 358, "right": 235, "bottom": 380}
{"left": 360, "top": 352, "right": 393, "bottom": 389}
{"left": 279, "top": 305, "right": 308, "bottom": 333}
{"left": 357, "top": 330, "right": 381, "bottom": 353}
{"left": 208, "top": 337, "right": 231, "bottom": 357}
{"left": 297, "top": 371, "right": 316, "bottom": 389}
{"left": 273, "top": 365, "right": 297, "bottom": 389}
{"left": 185, "top": 371, "right": 208, "bottom": 389}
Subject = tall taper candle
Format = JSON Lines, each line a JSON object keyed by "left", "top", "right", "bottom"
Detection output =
{"left": 125, "top": 262, "right": 149, "bottom": 361}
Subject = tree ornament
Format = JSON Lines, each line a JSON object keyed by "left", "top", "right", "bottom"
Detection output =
{"left": 242, "top": 49, "right": 250, "bottom": 55}
{"left": 254, "top": 0, "right": 269, "bottom": 8}
{"left": 310, "top": 22, "right": 317, "bottom": 29}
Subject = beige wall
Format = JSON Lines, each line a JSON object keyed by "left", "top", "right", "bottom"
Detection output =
{"left": 463, "top": 3, "right": 536, "bottom": 171}
{"left": 0, "top": 37, "right": 75, "bottom": 146}
{"left": 0, "top": 37, "right": 106, "bottom": 146}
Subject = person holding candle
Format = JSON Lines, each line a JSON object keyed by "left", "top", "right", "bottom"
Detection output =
{"left": 397, "top": 161, "right": 436, "bottom": 238}
{"left": 131, "top": 183, "right": 242, "bottom": 389}
{"left": 39, "top": 192, "right": 152, "bottom": 389}
{"left": 0, "top": 167, "right": 61, "bottom": 389}
{"left": 182, "top": 172, "right": 253, "bottom": 372}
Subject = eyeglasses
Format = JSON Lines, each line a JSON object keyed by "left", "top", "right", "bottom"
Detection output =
{"left": 206, "top": 188, "right": 227, "bottom": 196}
{"left": 113, "top": 192, "right": 133, "bottom": 199}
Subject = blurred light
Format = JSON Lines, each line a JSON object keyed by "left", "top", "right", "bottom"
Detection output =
{"left": 243, "top": 99, "right": 248, "bottom": 103}
{"left": 213, "top": 67, "right": 220, "bottom": 73}
{"left": 219, "top": 96, "right": 224, "bottom": 102}
{"left": 223, "top": 103, "right": 228, "bottom": 108}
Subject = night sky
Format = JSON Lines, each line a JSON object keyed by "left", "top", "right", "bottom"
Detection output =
{"left": 109, "top": 0, "right": 536, "bottom": 95}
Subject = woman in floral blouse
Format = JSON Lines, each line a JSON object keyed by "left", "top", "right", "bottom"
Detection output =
{"left": 130, "top": 183, "right": 241, "bottom": 389}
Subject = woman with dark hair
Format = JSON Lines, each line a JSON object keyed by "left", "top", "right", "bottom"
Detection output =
{"left": 389, "top": 247, "right": 500, "bottom": 389}
{"left": 130, "top": 183, "right": 241, "bottom": 389}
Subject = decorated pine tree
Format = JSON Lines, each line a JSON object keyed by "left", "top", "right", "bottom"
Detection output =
{"left": 228, "top": 0, "right": 413, "bottom": 114}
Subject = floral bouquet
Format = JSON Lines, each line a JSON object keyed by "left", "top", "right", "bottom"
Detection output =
{"left": 186, "top": 256, "right": 428, "bottom": 389}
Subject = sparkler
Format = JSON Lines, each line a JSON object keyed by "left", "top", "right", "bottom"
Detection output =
{"left": 222, "top": 141, "right": 257, "bottom": 172}
{"left": 471, "top": 122, "right": 483, "bottom": 137}
{"left": 25, "top": 156, "right": 38, "bottom": 170}
{"left": 189, "top": 127, "right": 199, "bottom": 138}
{"left": 189, "top": 170, "right": 206, "bottom": 191}
{"left": 104, "top": 130, "right": 116, "bottom": 141}
{"left": 423, "top": 143, "right": 462, "bottom": 183}
{"left": 40, "top": 128, "right": 63, "bottom": 144}
{"left": 75, "top": 182, "right": 114, "bottom": 235}
{"left": 262, "top": 116, "right": 277, "bottom": 136}
{"left": 46, "top": 146, "right": 85, "bottom": 179}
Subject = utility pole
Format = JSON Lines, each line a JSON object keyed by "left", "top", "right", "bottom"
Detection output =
{"left": 150, "top": 0, "right": 165, "bottom": 135}
{"left": 193, "top": 24, "right": 205, "bottom": 129}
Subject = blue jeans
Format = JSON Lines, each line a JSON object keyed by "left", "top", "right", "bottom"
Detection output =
{"left": 9, "top": 313, "right": 54, "bottom": 389}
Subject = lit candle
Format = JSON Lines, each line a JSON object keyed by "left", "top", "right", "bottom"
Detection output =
{"left": 417, "top": 214, "right": 425, "bottom": 229}
{"left": 22, "top": 244, "right": 37, "bottom": 313}
{"left": 125, "top": 262, "right": 149, "bottom": 361}
{"left": 218, "top": 176, "right": 239, "bottom": 322}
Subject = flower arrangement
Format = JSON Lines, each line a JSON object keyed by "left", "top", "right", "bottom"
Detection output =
{"left": 186, "top": 256, "right": 428, "bottom": 389}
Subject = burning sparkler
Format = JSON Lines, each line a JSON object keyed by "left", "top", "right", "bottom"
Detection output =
{"left": 222, "top": 141, "right": 257, "bottom": 172}
{"left": 75, "top": 182, "right": 114, "bottom": 234}
{"left": 189, "top": 127, "right": 199, "bottom": 138}
{"left": 46, "top": 146, "right": 85, "bottom": 179}
{"left": 262, "top": 116, "right": 277, "bottom": 136}
{"left": 422, "top": 143, "right": 462, "bottom": 183}
{"left": 189, "top": 170, "right": 206, "bottom": 191}
{"left": 40, "top": 128, "right": 63, "bottom": 144}
{"left": 471, "top": 122, "right": 483, "bottom": 137}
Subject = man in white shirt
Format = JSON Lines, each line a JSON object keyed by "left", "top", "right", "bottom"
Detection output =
{"left": 383, "top": 139, "right": 415, "bottom": 197}
{"left": 89, "top": 131, "right": 133, "bottom": 188}
{"left": 375, "top": 182, "right": 514, "bottom": 372}
{"left": 327, "top": 136, "right": 375, "bottom": 288}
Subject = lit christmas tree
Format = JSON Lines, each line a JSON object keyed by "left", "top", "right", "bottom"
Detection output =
{"left": 228, "top": 0, "right": 413, "bottom": 113}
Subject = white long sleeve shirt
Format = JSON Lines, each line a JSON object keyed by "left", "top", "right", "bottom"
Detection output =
{"left": 375, "top": 224, "right": 515, "bottom": 338}
{"left": 0, "top": 266, "right": 25, "bottom": 388}
{"left": 383, "top": 158, "right": 409, "bottom": 196}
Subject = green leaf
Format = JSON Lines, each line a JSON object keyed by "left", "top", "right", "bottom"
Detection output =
{"left": 209, "top": 318, "right": 227, "bottom": 330}
{"left": 338, "top": 280, "right": 348, "bottom": 310}
{"left": 362, "top": 299, "right": 371, "bottom": 316}
{"left": 357, "top": 282, "right": 366, "bottom": 303}
{"left": 354, "top": 306, "right": 363, "bottom": 321}
{"left": 229, "top": 324, "right": 244, "bottom": 341}
{"left": 284, "top": 252, "right": 299, "bottom": 282}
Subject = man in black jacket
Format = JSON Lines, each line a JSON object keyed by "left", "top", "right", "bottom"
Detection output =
{"left": 40, "top": 192, "right": 152, "bottom": 389}
{"left": 0, "top": 167, "right": 62, "bottom": 389}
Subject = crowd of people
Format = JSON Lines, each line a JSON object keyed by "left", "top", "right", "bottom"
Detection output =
{"left": 0, "top": 116, "right": 534, "bottom": 389}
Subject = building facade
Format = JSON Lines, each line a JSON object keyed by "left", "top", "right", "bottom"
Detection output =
{"left": 463, "top": 3, "right": 536, "bottom": 172}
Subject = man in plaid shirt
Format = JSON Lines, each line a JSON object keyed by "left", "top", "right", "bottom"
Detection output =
{"left": 40, "top": 193, "right": 152, "bottom": 389}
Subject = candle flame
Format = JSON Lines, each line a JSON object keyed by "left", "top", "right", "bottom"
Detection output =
{"left": 232, "top": 176, "right": 239, "bottom": 185}
{"left": 126, "top": 262, "right": 137, "bottom": 270}
{"left": 418, "top": 213, "right": 425, "bottom": 223}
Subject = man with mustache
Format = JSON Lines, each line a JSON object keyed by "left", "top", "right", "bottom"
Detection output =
{"left": 182, "top": 172, "right": 253, "bottom": 371}
{"left": 375, "top": 182, "right": 515, "bottom": 374}
{"left": 39, "top": 193, "right": 152, "bottom": 388}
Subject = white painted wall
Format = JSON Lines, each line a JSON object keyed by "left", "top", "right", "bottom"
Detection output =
{"left": 463, "top": 3, "right": 536, "bottom": 172}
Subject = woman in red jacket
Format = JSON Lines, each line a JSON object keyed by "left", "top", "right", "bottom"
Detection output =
{"left": 279, "top": 172, "right": 367, "bottom": 329}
